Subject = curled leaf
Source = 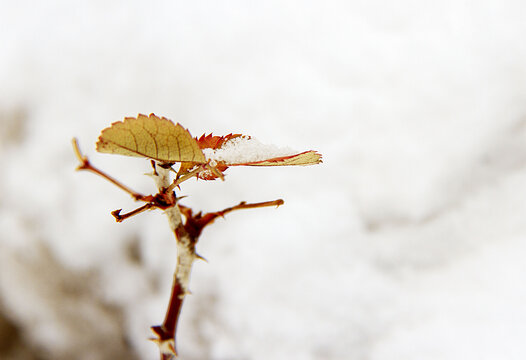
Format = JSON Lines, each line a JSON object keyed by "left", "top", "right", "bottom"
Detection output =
{"left": 96, "top": 114, "right": 206, "bottom": 164}
{"left": 202, "top": 135, "right": 322, "bottom": 167}
{"left": 196, "top": 133, "right": 243, "bottom": 150}
{"left": 189, "top": 134, "right": 322, "bottom": 180}
{"left": 229, "top": 150, "right": 322, "bottom": 166}
{"left": 185, "top": 133, "right": 241, "bottom": 180}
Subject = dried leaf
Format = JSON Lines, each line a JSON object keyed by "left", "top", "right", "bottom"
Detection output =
{"left": 196, "top": 133, "right": 243, "bottom": 150}
{"left": 96, "top": 114, "right": 206, "bottom": 164}
{"left": 229, "top": 150, "right": 322, "bottom": 166}
{"left": 173, "top": 134, "right": 240, "bottom": 181}
{"left": 202, "top": 135, "right": 322, "bottom": 167}
{"left": 191, "top": 135, "right": 322, "bottom": 180}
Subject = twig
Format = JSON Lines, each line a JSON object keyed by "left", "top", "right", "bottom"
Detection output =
{"left": 72, "top": 138, "right": 145, "bottom": 201}
{"left": 111, "top": 204, "right": 156, "bottom": 222}
{"left": 151, "top": 195, "right": 284, "bottom": 358}
{"left": 73, "top": 138, "right": 285, "bottom": 359}
{"left": 72, "top": 138, "right": 177, "bottom": 221}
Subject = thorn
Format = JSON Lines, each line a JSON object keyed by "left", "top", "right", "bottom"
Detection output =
{"left": 111, "top": 209, "right": 123, "bottom": 222}
{"left": 195, "top": 253, "right": 208, "bottom": 262}
{"left": 178, "top": 289, "right": 192, "bottom": 299}
{"left": 168, "top": 342, "right": 177, "bottom": 357}
{"left": 158, "top": 162, "right": 175, "bottom": 169}
{"left": 149, "top": 336, "right": 177, "bottom": 357}
{"left": 150, "top": 160, "right": 158, "bottom": 176}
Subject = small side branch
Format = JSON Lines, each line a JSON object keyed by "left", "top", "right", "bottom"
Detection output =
{"left": 72, "top": 138, "right": 145, "bottom": 201}
{"left": 111, "top": 203, "right": 156, "bottom": 222}
{"left": 216, "top": 199, "right": 284, "bottom": 216}
{"left": 72, "top": 138, "right": 177, "bottom": 221}
{"left": 179, "top": 199, "right": 284, "bottom": 239}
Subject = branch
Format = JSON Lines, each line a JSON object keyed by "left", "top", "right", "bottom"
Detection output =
{"left": 72, "top": 138, "right": 176, "bottom": 221}
{"left": 150, "top": 191, "right": 284, "bottom": 359}
{"left": 178, "top": 199, "right": 284, "bottom": 239}
{"left": 72, "top": 138, "right": 285, "bottom": 359}
{"left": 149, "top": 164, "right": 191, "bottom": 359}
{"left": 72, "top": 138, "right": 145, "bottom": 201}
{"left": 111, "top": 204, "right": 156, "bottom": 222}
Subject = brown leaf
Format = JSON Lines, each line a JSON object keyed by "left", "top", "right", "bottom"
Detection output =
{"left": 229, "top": 150, "right": 322, "bottom": 166}
{"left": 196, "top": 133, "right": 243, "bottom": 150}
{"left": 96, "top": 114, "right": 206, "bottom": 164}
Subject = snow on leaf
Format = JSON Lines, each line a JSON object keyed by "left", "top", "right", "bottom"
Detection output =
{"left": 96, "top": 114, "right": 206, "bottom": 164}
{"left": 191, "top": 135, "right": 322, "bottom": 180}
{"left": 202, "top": 136, "right": 322, "bottom": 167}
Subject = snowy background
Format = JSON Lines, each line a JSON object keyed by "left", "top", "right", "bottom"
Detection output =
{"left": 1, "top": 1, "right": 526, "bottom": 359}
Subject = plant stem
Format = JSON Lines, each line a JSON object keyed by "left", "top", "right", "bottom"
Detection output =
{"left": 149, "top": 166, "right": 284, "bottom": 359}
{"left": 150, "top": 163, "right": 197, "bottom": 359}
{"left": 72, "top": 139, "right": 286, "bottom": 359}
{"left": 72, "top": 138, "right": 145, "bottom": 201}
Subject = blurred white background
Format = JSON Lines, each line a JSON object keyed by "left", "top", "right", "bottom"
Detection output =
{"left": 1, "top": 1, "right": 526, "bottom": 359}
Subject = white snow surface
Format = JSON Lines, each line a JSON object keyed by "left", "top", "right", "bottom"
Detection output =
{"left": 202, "top": 136, "right": 297, "bottom": 166}
{"left": 1, "top": 1, "right": 526, "bottom": 360}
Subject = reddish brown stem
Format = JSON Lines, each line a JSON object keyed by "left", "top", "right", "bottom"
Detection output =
{"left": 150, "top": 198, "right": 284, "bottom": 358}
{"left": 179, "top": 199, "right": 284, "bottom": 239}
{"left": 72, "top": 139, "right": 177, "bottom": 222}
{"left": 151, "top": 280, "right": 184, "bottom": 358}
{"left": 72, "top": 138, "right": 146, "bottom": 201}
{"left": 73, "top": 138, "right": 285, "bottom": 358}
{"left": 216, "top": 199, "right": 284, "bottom": 216}
{"left": 111, "top": 203, "right": 156, "bottom": 222}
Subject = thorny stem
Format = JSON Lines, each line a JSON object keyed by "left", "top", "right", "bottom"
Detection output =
{"left": 150, "top": 164, "right": 188, "bottom": 359}
{"left": 72, "top": 138, "right": 144, "bottom": 201}
{"left": 150, "top": 182, "right": 283, "bottom": 359}
{"left": 215, "top": 199, "right": 284, "bottom": 216}
{"left": 111, "top": 203, "right": 156, "bottom": 222}
{"left": 72, "top": 138, "right": 284, "bottom": 359}
{"left": 73, "top": 138, "right": 178, "bottom": 221}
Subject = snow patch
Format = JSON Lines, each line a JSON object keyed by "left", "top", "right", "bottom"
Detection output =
{"left": 202, "top": 136, "right": 297, "bottom": 166}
